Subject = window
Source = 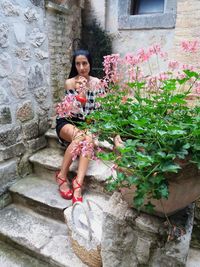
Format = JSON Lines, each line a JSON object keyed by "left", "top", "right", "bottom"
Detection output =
{"left": 118, "top": 0, "right": 177, "bottom": 30}
{"left": 131, "top": 0, "right": 164, "bottom": 15}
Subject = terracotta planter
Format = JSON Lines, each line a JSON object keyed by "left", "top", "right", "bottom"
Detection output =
{"left": 120, "top": 161, "right": 200, "bottom": 217}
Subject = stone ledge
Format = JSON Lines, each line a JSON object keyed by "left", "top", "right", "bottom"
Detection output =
{"left": 45, "top": 1, "right": 70, "bottom": 14}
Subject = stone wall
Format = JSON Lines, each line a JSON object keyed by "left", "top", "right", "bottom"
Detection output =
{"left": 83, "top": 0, "right": 200, "bottom": 68}
{"left": 101, "top": 193, "right": 194, "bottom": 267}
{"left": 0, "top": 0, "right": 82, "bottom": 196}
{"left": 171, "top": 0, "right": 200, "bottom": 67}
{"left": 83, "top": 0, "right": 176, "bottom": 57}
{"left": 46, "top": 0, "right": 82, "bottom": 103}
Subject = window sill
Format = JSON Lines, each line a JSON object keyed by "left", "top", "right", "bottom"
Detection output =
{"left": 118, "top": 13, "right": 176, "bottom": 30}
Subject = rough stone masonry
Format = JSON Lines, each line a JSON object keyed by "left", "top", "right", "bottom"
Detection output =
{"left": 0, "top": 0, "right": 81, "bottom": 197}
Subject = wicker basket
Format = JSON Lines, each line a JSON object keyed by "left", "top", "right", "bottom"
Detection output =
{"left": 65, "top": 199, "right": 103, "bottom": 267}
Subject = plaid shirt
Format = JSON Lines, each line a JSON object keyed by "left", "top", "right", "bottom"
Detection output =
{"left": 64, "top": 88, "right": 104, "bottom": 120}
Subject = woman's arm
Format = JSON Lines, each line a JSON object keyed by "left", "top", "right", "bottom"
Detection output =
{"left": 65, "top": 78, "right": 75, "bottom": 90}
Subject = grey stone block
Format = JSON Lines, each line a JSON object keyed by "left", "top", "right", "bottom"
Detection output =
{"left": 27, "top": 136, "right": 47, "bottom": 152}
{"left": 0, "top": 106, "right": 12, "bottom": 124}
{"left": 0, "top": 142, "right": 26, "bottom": 161}
{"left": 0, "top": 192, "right": 12, "bottom": 210}
{"left": 16, "top": 100, "right": 34, "bottom": 122}
{"left": 22, "top": 120, "right": 39, "bottom": 140}
{"left": 0, "top": 160, "right": 18, "bottom": 194}
{"left": 0, "top": 125, "right": 21, "bottom": 147}
{"left": 0, "top": 204, "right": 87, "bottom": 266}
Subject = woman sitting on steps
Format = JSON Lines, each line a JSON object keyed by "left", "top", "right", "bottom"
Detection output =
{"left": 55, "top": 49, "right": 103, "bottom": 204}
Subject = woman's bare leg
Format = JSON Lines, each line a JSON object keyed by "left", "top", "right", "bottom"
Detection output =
{"left": 58, "top": 124, "right": 94, "bottom": 199}
{"left": 57, "top": 124, "right": 83, "bottom": 191}
{"left": 73, "top": 135, "right": 94, "bottom": 199}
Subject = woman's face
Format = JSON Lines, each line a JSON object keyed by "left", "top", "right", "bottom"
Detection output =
{"left": 75, "top": 55, "right": 90, "bottom": 78}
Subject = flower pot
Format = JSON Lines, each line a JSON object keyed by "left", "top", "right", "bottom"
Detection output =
{"left": 120, "top": 161, "right": 200, "bottom": 217}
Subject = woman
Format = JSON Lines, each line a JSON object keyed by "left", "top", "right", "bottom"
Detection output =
{"left": 55, "top": 49, "right": 101, "bottom": 204}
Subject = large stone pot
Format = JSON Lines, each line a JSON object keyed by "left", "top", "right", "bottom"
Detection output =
{"left": 120, "top": 161, "right": 200, "bottom": 217}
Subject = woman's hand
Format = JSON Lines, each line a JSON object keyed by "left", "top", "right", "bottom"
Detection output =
{"left": 75, "top": 76, "right": 88, "bottom": 105}
{"left": 75, "top": 76, "right": 87, "bottom": 94}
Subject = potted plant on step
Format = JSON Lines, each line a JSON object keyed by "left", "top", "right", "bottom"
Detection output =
{"left": 79, "top": 41, "right": 200, "bottom": 217}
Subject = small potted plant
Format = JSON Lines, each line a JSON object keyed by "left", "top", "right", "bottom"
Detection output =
{"left": 79, "top": 41, "right": 200, "bottom": 216}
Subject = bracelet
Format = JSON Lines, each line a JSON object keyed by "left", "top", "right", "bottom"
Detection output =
{"left": 76, "top": 95, "right": 87, "bottom": 104}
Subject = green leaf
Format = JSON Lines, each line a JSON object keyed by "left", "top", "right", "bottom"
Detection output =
{"left": 183, "top": 69, "right": 199, "bottom": 79}
{"left": 156, "top": 152, "right": 166, "bottom": 158}
{"left": 160, "top": 162, "right": 181, "bottom": 173}
{"left": 134, "top": 195, "right": 144, "bottom": 208}
{"left": 169, "top": 95, "right": 187, "bottom": 104}
{"left": 169, "top": 130, "right": 186, "bottom": 136}
{"left": 159, "top": 184, "right": 169, "bottom": 199}
{"left": 144, "top": 202, "right": 155, "bottom": 213}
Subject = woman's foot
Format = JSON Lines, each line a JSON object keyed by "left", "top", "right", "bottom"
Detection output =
{"left": 72, "top": 177, "right": 83, "bottom": 204}
{"left": 114, "top": 135, "right": 124, "bottom": 148}
{"left": 55, "top": 171, "right": 73, "bottom": 200}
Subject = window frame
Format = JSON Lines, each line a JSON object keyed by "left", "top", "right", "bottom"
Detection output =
{"left": 118, "top": 0, "right": 177, "bottom": 30}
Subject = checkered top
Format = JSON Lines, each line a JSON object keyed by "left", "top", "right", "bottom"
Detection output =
{"left": 65, "top": 88, "right": 104, "bottom": 120}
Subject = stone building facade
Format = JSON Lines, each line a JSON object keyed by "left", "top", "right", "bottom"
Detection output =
{"left": 0, "top": 0, "right": 82, "bottom": 197}
{"left": 83, "top": 0, "right": 200, "bottom": 67}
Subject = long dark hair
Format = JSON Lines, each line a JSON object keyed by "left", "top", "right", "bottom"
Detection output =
{"left": 68, "top": 50, "right": 93, "bottom": 78}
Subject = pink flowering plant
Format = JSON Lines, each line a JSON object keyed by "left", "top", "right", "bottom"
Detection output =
{"left": 78, "top": 41, "right": 200, "bottom": 211}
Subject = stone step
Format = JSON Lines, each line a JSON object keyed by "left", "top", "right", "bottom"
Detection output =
{"left": 0, "top": 240, "right": 49, "bottom": 267}
{"left": 9, "top": 175, "right": 71, "bottom": 222}
{"left": 29, "top": 147, "right": 113, "bottom": 194}
{"left": 186, "top": 248, "right": 200, "bottom": 267}
{"left": 9, "top": 175, "right": 110, "bottom": 223}
{"left": 45, "top": 128, "right": 66, "bottom": 149}
{"left": 0, "top": 204, "right": 87, "bottom": 267}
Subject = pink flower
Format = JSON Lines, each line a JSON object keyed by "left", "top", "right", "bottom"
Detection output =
{"left": 71, "top": 142, "right": 82, "bottom": 161}
{"left": 157, "top": 72, "right": 169, "bottom": 81}
{"left": 181, "top": 40, "right": 200, "bottom": 53}
{"left": 103, "top": 54, "right": 121, "bottom": 83}
{"left": 56, "top": 94, "right": 81, "bottom": 118}
{"left": 148, "top": 44, "right": 161, "bottom": 55}
{"left": 71, "top": 140, "right": 95, "bottom": 161}
{"left": 111, "top": 164, "right": 118, "bottom": 173}
{"left": 194, "top": 81, "right": 200, "bottom": 95}
{"left": 137, "top": 48, "right": 151, "bottom": 63}
{"left": 125, "top": 53, "right": 139, "bottom": 65}
{"left": 168, "top": 60, "right": 179, "bottom": 70}
{"left": 181, "top": 64, "right": 195, "bottom": 71}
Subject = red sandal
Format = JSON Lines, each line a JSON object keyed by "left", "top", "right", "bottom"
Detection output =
{"left": 72, "top": 177, "right": 83, "bottom": 204}
{"left": 55, "top": 171, "right": 73, "bottom": 200}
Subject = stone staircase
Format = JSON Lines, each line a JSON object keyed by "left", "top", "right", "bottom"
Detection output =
{"left": 0, "top": 128, "right": 200, "bottom": 266}
{"left": 0, "top": 129, "right": 110, "bottom": 267}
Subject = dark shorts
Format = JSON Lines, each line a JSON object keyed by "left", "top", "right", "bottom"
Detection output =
{"left": 56, "top": 117, "right": 85, "bottom": 146}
